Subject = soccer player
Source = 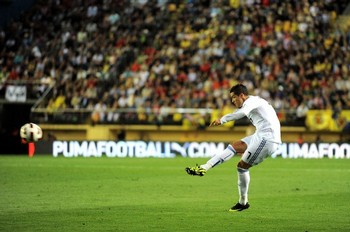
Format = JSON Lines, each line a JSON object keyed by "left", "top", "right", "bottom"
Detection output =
{"left": 185, "top": 84, "right": 282, "bottom": 212}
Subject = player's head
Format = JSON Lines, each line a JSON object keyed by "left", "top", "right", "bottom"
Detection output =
{"left": 229, "top": 84, "right": 249, "bottom": 108}
{"left": 230, "top": 84, "right": 248, "bottom": 96}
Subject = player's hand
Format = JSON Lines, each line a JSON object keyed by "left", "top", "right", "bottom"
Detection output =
{"left": 209, "top": 119, "right": 221, "bottom": 127}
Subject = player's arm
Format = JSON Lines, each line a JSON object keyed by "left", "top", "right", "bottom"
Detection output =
{"left": 209, "top": 111, "right": 246, "bottom": 127}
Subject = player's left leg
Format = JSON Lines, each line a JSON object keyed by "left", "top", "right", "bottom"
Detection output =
{"left": 229, "top": 157, "right": 252, "bottom": 212}
{"left": 230, "top": 137, "right": 279, "bottom": 211}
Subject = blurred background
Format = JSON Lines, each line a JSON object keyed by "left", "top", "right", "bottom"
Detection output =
{"left": 0, "top": 0, "right": 349, "bottom": 154}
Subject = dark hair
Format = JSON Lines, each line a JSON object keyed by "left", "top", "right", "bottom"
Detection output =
{"left": 230, "top": 84, "right": 248, "bottom": 96}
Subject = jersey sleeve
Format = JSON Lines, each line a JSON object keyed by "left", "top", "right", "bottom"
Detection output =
{"left": 220, "top": 110, "right": 246, "bottom": 124}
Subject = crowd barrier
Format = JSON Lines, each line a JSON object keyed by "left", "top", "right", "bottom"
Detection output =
{"left": 39, "top": 124, "right": 347, "bottom": 144}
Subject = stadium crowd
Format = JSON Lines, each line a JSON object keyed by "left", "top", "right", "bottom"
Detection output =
{"left": 0, "top": 0, "right": 350, "bottom": 126}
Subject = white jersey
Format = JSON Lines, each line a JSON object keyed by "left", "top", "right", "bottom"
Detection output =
{"left": 220, "top": 95, "right": 282, "bottom": 144}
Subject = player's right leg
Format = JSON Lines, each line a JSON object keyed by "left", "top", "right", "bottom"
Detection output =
{"left": 185, "top": 136, "right": 250, "bottom": 176}
{"left": 185, "top": 164, "right": 207, "bottom": 176}
{"left": 200, "top": 143, "right": 237, "bottom": 170}
{"left": 185, "top": 143, "right": 239, "bottom": 176}
{"left": 197, "top": 138, "right": 250, "bottom": 172}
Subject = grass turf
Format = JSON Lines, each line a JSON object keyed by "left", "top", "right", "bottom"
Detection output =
{"left": 0, "top": 155, "right": 349, "bottom": 232}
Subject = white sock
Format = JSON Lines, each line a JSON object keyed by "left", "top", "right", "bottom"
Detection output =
{"left": 237, "top": 167, "right": 250, "bottom": 205}
{"left": 200, "top": 145, "right": 236, "bottom": 171}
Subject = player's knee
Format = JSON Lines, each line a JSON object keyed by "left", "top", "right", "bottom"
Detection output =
{"left": 231, "top": 141, "right": 247, "bottom": 154}
{"left": 237, "top": 160, "right": 251, "bottom": 169}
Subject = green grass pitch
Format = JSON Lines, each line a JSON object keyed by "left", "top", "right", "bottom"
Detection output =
{"left": 0, "top": 155, "right": 349, "bottom": 232}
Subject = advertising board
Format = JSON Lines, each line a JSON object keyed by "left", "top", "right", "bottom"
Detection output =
{"left": 34, "top": 141, "right": 350, "bottom": 159}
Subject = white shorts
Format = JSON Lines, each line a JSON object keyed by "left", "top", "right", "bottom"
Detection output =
{"left": 241, "top": 134, "right": 279, "bottom": 166}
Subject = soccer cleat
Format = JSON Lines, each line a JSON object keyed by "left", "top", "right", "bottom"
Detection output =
{"left": 185, "top": 164, "right": 206, "bottom": 176}
{"left": 228, "top": 202, "right": 250, "bottom": 212}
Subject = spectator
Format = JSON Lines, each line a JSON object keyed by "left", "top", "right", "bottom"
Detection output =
{"left": 296, "top": 101, "right": 310, "bottom": 124}
{"left": 1, "top": 0, "right": 349, "bottom": 126}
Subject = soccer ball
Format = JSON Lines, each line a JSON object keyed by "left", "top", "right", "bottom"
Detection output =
{"left": 20, "top": 123, "right": 43, "bottom": 142}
